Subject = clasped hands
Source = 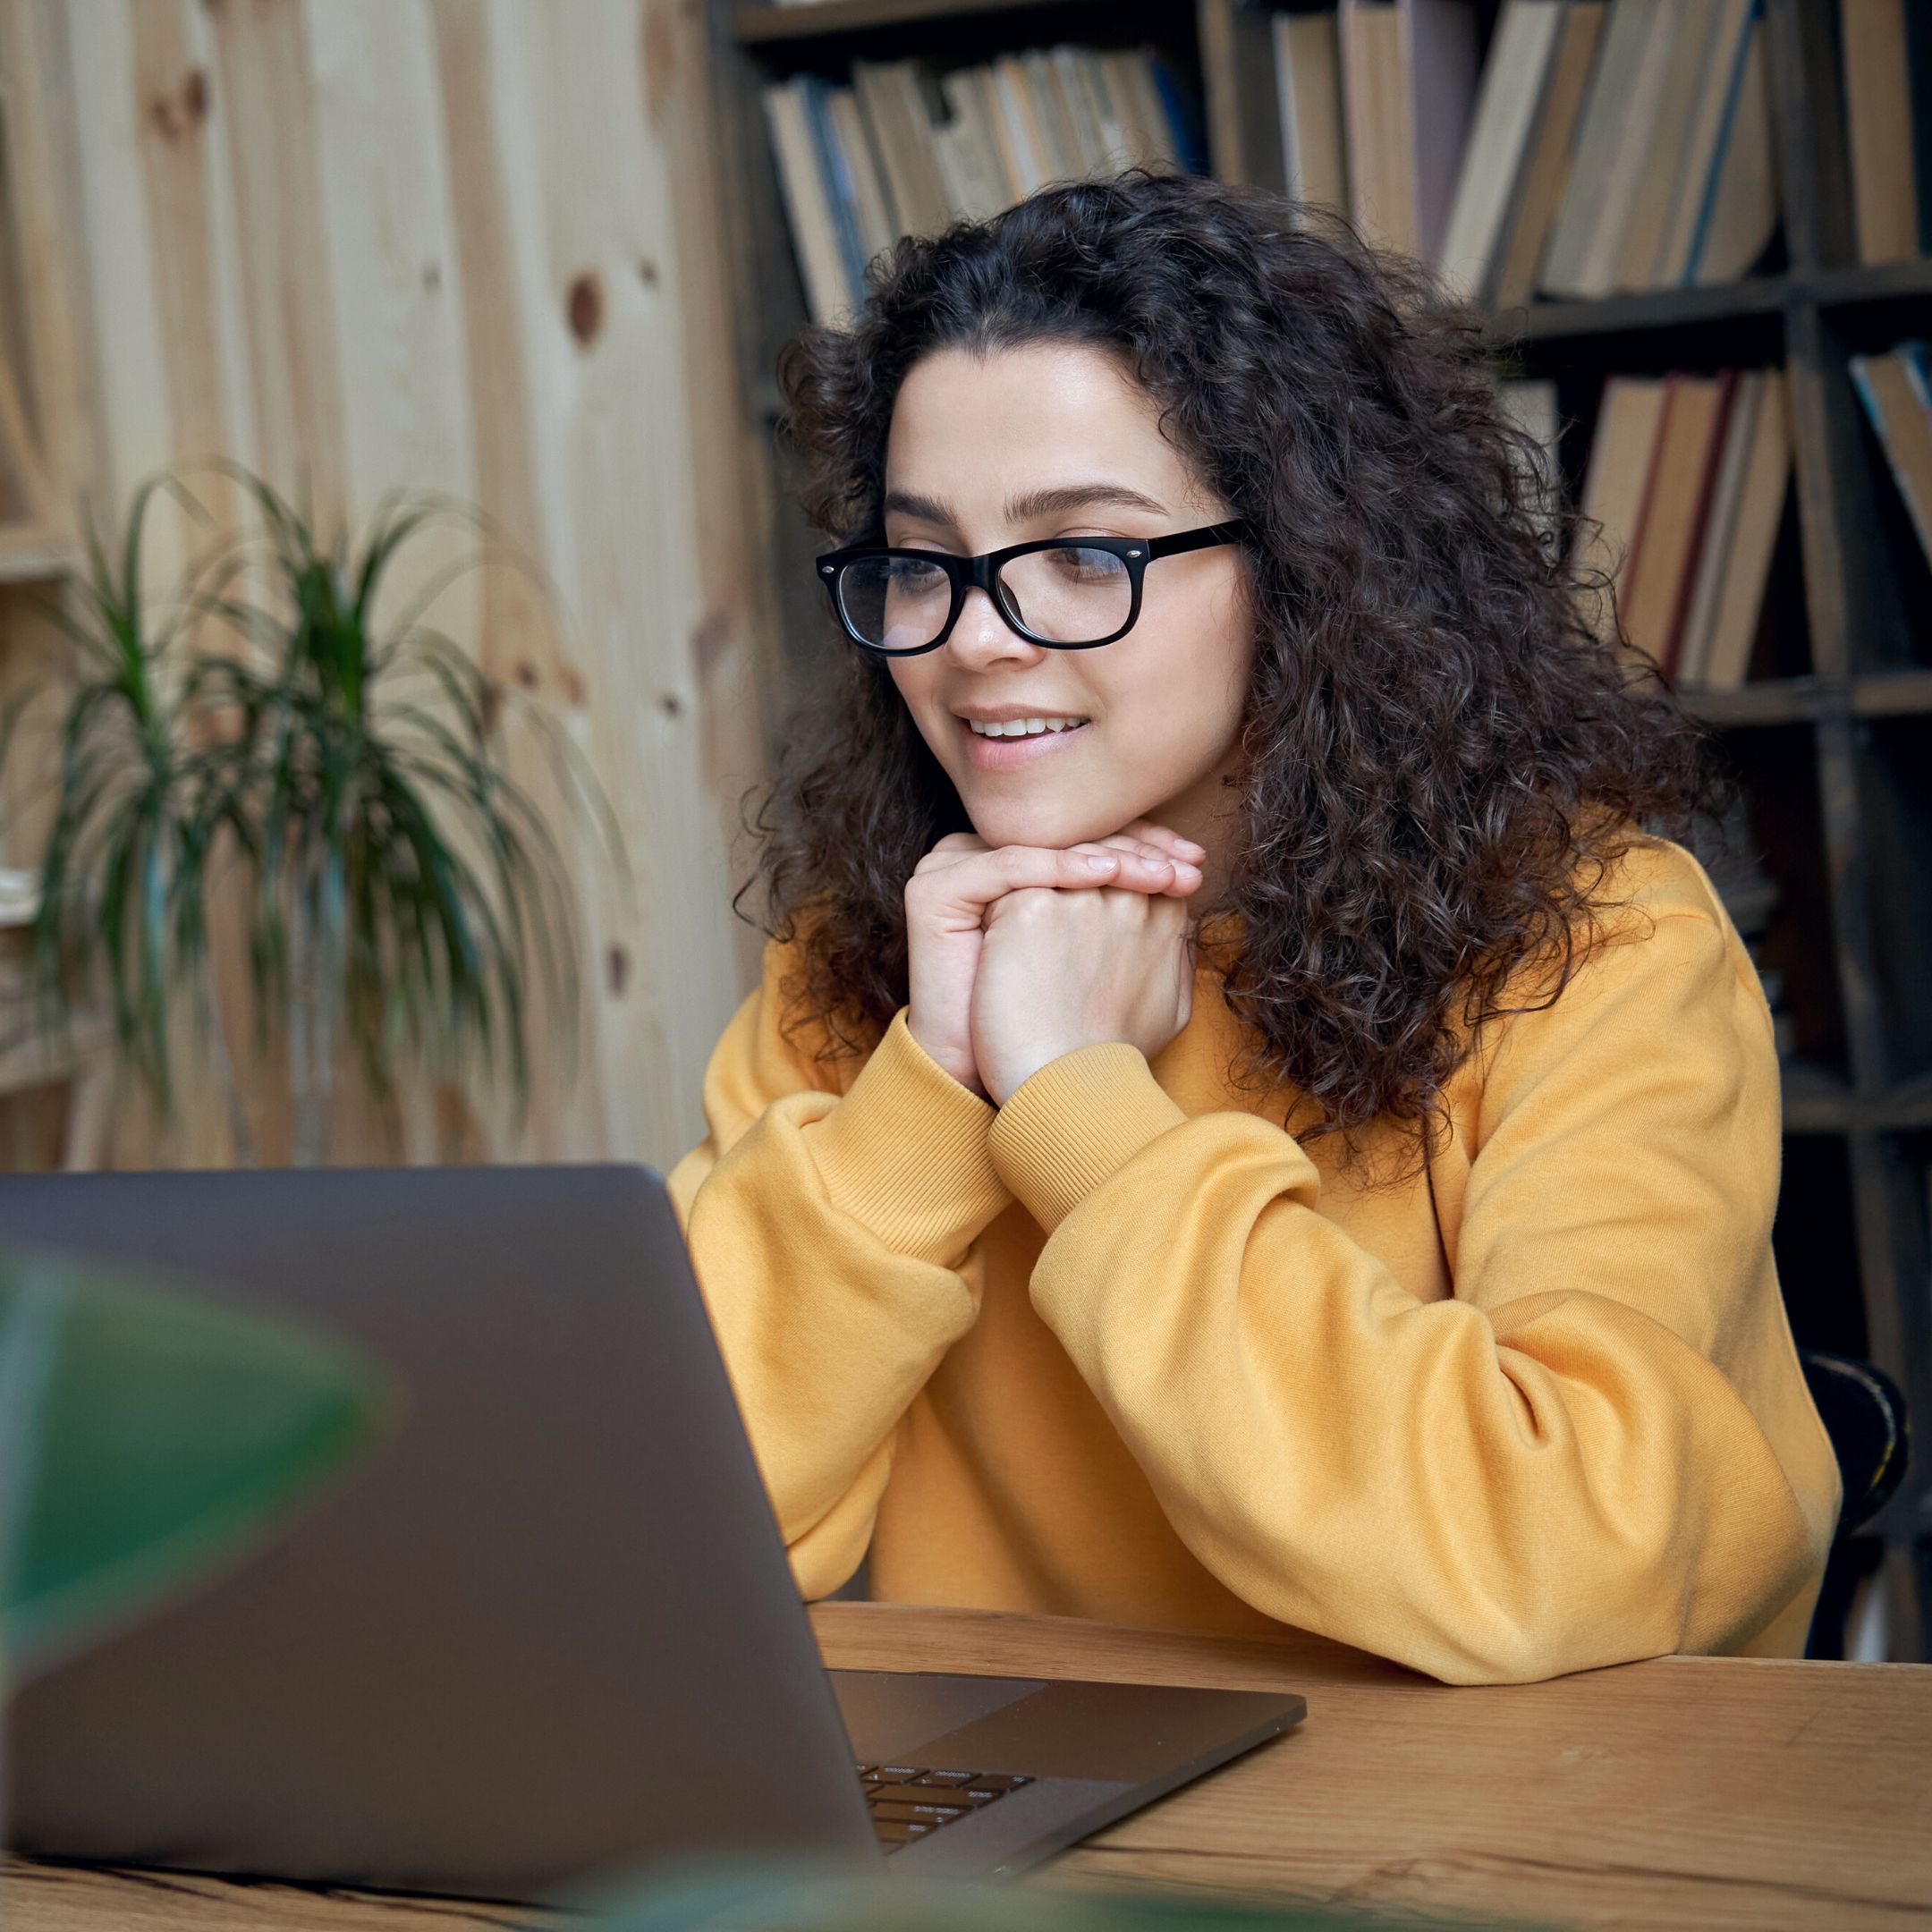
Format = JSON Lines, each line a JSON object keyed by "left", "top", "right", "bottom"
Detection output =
{"left": 903, "top": 821, "right": 1206, "bottom": 1106}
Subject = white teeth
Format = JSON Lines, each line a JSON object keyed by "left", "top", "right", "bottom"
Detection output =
{"left": 967, "top": 716, "right": 1089, "bottom": 737}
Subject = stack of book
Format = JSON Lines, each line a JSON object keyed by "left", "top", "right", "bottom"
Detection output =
{"left": 1459, "top": 0, "right": 1776, "bottom": 304}
{"left": 1841, "top": 0, "right": 1932, "bottom": 265}
{"left": 1573, "top": 366, "right": 1792, "bottom": 690}
{"left": 1849, "top": 342, "right": 1932, "bottom": 576}
{"left": 1276, "top": 0, "right": 1484, "bottom": 265}
{"left": 1276, "top": 0, "right": 1779, "bottom": 304}
{"left": 761, "top": 49, "right": 1199, "bottom": 325}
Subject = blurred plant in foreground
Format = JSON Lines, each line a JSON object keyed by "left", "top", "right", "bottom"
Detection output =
{"left": 0, "top": 1246, "right": 388, "bottom": 1827}
{"left": 555, "top": 1860, "right": 1547, "bottom": 1932}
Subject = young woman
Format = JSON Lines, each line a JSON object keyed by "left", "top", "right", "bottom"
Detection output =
{"left": 666, "top": 171, "right": 1839, "bottom": 1685}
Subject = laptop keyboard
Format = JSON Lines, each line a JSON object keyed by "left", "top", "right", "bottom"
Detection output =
{"left": 856, "top": 1763, "right": 1034, "bottom": 1849}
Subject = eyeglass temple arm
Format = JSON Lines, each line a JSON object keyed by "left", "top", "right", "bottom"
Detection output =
{"left": 1142, "top": 521, "right": 1249, "bottom": 559}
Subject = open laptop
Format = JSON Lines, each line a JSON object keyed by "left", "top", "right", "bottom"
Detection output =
{"left": 1, "top": 1165, "right": 1304, "bottom": 1898}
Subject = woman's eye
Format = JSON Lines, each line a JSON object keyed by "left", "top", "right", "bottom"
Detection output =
{"left": 886, "top": 557, "right": 950, "bottom": 592}
{"left": 1050, "top": 545, "right": 1127, "bottom": 581}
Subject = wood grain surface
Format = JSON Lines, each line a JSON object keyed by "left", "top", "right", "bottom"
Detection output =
{"left": 10, "top": 1600, "right": 1930, "bottom": 1931}
{"left": 7, "top": 0, "right": 768, "bottom": 1172}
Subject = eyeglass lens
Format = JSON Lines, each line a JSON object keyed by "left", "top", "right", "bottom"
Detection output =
{"left": 836, "top": 545, "right": 1133, "bottom": 652}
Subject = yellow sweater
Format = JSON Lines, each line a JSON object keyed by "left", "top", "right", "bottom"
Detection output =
{"left": 666, "top": 835, "right": 1840, "bottom": 1684}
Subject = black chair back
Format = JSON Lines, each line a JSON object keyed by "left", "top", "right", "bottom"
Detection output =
{"left": 1799, "top": 1350, "right": 1909, "bottom": 1537}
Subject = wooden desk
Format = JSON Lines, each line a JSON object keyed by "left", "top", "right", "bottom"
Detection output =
{"left": 10, "top": 1601, "right": 1931, "bottom": 1932}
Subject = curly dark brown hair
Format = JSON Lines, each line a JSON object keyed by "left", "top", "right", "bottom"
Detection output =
{"left": 741, "top": 169, "right": 1716, "bottom": 1173}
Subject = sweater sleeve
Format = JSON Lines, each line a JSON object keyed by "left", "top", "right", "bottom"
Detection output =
{"left": 665, "top": 935, "right": 1012, "bottom": 1598}
{"left": 985, "top": 902, "right": 1840, "bottom": 1684}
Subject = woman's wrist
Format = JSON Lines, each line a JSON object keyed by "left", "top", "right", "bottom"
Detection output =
{"left": 906, "top": 1010, "right": 988, "bottom": 1098}
{"left": 982, "top": 1037, "right": 1086, "bottom": 1108}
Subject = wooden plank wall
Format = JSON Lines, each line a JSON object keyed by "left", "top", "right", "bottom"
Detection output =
{"left": 26, "top": 0, "right": 768, "bottom": 1170}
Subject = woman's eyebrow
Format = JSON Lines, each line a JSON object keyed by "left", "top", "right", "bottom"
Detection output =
{"left": 881, "top": 482, "right": 1170, "bottom": 526}
{"left": 881, "top": 487, "right": 956, "bottom": 526}
{"left": 1004, "top": 482, "right": 1169, "bottom": 521}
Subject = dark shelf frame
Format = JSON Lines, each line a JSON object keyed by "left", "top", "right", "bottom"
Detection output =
{"left": 708, "top": 0, "right": 1932, "bottom": 1656}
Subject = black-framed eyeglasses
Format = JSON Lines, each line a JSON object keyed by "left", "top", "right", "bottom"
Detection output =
{"left": 814, "top": 520, "right": 1252, "bottom": 656}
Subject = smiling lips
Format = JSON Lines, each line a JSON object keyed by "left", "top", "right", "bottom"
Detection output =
{"left": 958, "top": 714, "right": 1090, "bottom": 769}
{"left": 965, "top": 716, "right": 1089, "bottom": 737}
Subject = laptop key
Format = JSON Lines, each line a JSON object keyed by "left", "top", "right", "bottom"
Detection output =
{"left": 873, "top": 1799, "right": 965, "bottom": 1822}
{"left": 873, "top": 1818, "right": 932, "bottom": 1846}
{"left": 916, "top": 1769, "right": 979, "bottom": 1785}
{"left": 968, "top": 1773, "right": 1033, "bottom": 1790}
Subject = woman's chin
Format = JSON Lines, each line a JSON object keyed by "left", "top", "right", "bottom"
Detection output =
{"left": 967, "top": 802, "right": 1148, "bottom": 852}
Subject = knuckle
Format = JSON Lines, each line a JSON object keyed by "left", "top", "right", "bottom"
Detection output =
{"left": 916, "top": 833, "right": 981, "bottom": 875}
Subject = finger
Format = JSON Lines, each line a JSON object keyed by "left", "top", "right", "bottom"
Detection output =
{"left": 1077, "top": 833, "right": 1169, "bottom": 864}
{"left": 1072, "top": 835, "right": 1201, "bottom": 896}
{"left": 1000, "top": 843, "right": 1187, "bottom": 893}
{"left": 917, "top": 831, "right": 990, "bottom": 869}
{"left": 908, "top": 843, "right": 1172, "bottom": 920}
{"left": 911, "top": 833, "right": 992, "bottom": 880}
{"left": 1118, "top": 818, "right": 1208, "bottom": 863}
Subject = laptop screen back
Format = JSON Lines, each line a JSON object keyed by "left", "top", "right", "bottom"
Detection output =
{"left": 1, "top": 1165, "right": 877, "bottom": 1897}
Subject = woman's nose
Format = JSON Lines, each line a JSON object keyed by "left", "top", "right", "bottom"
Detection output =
{"left": 945, "top": 585, "right": 1044, "bottom": 668}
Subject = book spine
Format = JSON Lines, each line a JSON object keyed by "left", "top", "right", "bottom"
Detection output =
{"left": 1682, "top": 0, "right": 1759, "bottom": 284}
{"left": 989, "top": 58, "right": 1047, "bottom": 194}
{"left": 1677, "top": 369, "right": 1763, "bottom": 686}
{"left": 1851, "top": 352, "right": 1932, "bottom": 564}
{"left": 802, "top": 79, "right": 866, "bottom": 311}
{"left": 1617, "top": 374, "right": 1680, "bottom": 648}
{"left": 1274, "top": 14, "right": 1304, "bottom": 203}
{"left": 1901, "top": 339, "right": 1932, "bottom": 419}
{"left": 1078, "top": 50, "right": 1130, "bottom": 168}
{"left": 935, "top": 72, "right": 1006, "bottom": 220}
{"left": 1912, "top": 2, "right": 1932, "bottom": 255}
{"left": 1701, "top": 369, "right": 1789, "bottom": 690}
{"left": 1149, "top": 54, "right": 1209, "bottom": 175}
{"left": 761, "top": 82, "right": 846, "bottom": 326}
{"left": 1019, "top": 50, "right": 1075, "bottom": 181}
{"left": 1662, "top": 367, "right": 1741, "bottom": 680}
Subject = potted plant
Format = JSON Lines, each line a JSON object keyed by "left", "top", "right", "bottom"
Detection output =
{"left": 0, "top": 467, "right": 618, "bottom": 1166}
{"left": 0, "top": 476, "right": 254, "bottom": 1154}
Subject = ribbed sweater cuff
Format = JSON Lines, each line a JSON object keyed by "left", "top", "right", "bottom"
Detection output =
{"left": 806, "top": 1007, "right": 1010, "bottom": 1263}
{"left": 987, "top": 1043, "right": 1190, "bottom": 1233}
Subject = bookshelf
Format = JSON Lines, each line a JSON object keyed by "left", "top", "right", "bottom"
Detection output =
{"left": 705, "top": 0, "right": 1932, "bottom": 1659}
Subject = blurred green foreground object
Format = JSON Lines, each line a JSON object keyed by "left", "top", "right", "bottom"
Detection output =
{"left": 0, "top": 1248, "right": 389, "bottom": 1675}
{"left": 564, "top": 1860, "right": 1553, "bottom": 1932}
